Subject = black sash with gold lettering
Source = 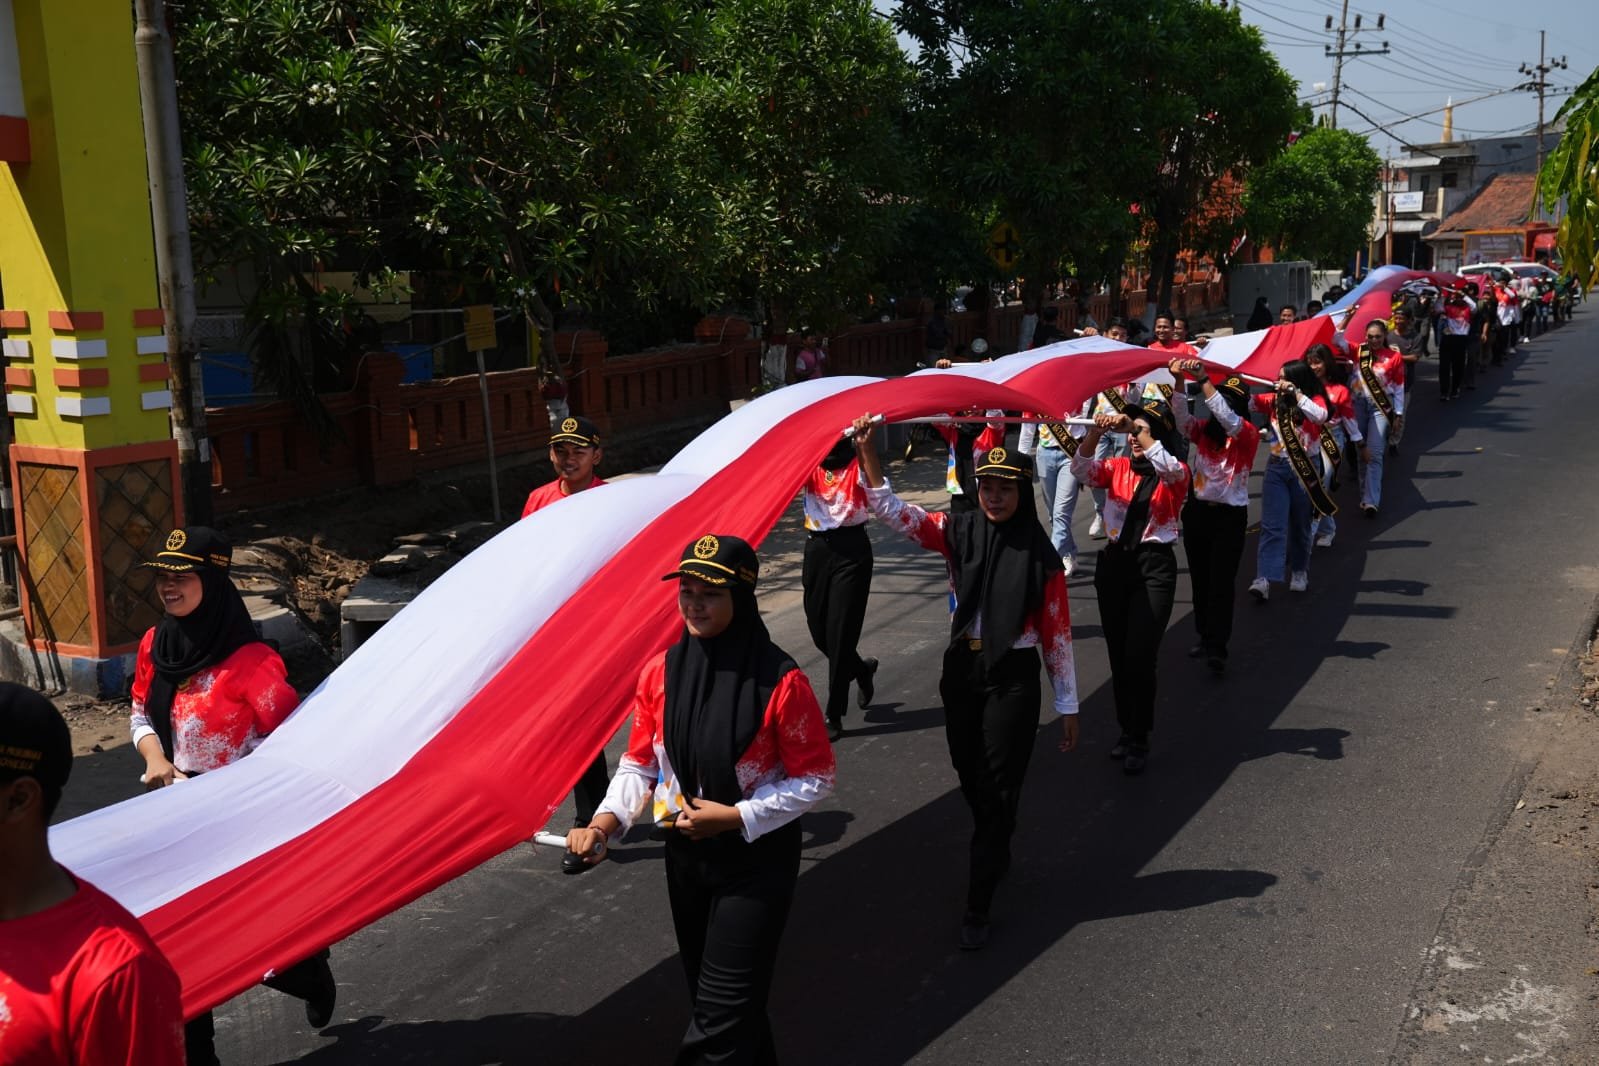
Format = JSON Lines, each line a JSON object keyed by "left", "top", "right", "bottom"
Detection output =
{"left": 1274, "top": 399, "right": 1337, "bottom": 517}
{"left": 1317, "top": 423, "right": 1341, "bottom": 468}
{"left": 1101, "top": 388, "right": 1129, "bottom": 413}
{"left": 1041, "top": 420, "right": 1080, "bottom": 458}
{"left": 1357, "top": 344, "right": 1397, "bottom": 422}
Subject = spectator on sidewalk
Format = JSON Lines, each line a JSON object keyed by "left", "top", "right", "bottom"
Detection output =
{"left": 2, "top": 684, "right": 185, "bottom": 1066}
{"left": 1030, "top": 306, "right": 1065, "bottom": 349}
{"left": 1246, "top": 297, "right": 1274, "bottom": 331}
{"left": 793, "top": 332, "right": 827, "bottom": 382}
{"left": 925, "top": 301, "right": 952, "bottom": 365}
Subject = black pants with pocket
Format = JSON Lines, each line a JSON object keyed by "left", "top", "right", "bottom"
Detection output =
{"left": 802, "top": 524, "right": 874, "bottom": 720}
{"left": 1182, "top": 500, "right": 1248, "bottom": 660}
{"left": 1439, "top": 334, "right": 1469, "bottom": 397}
{"left": 938, "top": 644, "right": 1041, "bottom": 916}
{"left": 666, "top": 821, "right": 803, "bottom": 1066}
{"left": 1094, "top": 542, "right": 1178, "bottom": 743}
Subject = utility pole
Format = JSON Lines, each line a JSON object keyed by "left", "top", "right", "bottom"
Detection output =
{"left": 133, "top": 0, "right": 212, "bottom": 524}
{"left": 1324, "top": 4, "right": 1389, "bottom": 130}
{"left": 1519, "top": 31, "right": 1568, "bottom": 174}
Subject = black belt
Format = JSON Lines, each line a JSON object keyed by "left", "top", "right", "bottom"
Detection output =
{"left": 808, "top": 524, "right": 868, "bottom": 540}
{"left": 1103, "top": 539, "right": 1176, "bottom": 553}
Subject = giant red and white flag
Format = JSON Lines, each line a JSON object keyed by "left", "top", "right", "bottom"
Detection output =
{"left": 51, "top": 324, "right": 1321, "bottom": 1015}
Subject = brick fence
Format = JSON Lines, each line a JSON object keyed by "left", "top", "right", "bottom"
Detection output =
{"left": 206, "top": 280, "right": 1227, "bottom": 513}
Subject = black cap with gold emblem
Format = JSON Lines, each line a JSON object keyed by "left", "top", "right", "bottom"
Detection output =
{"left": 140, "top": 526, "right": 234, "bottom": 573}
{"left": 661, "top": 534, "right": 760, "bottom": 589}
{"left": 1136, "top": 399, "right": 1177, "bottom": 437}
{"left": 972, "top": 445, "right": 1034, "bottom": 482}
{"left": 549, "top": 415, "right": 602, "bottom": 447}
{"left": 1214, "top": 374, "right": 1249, "bottom": 402}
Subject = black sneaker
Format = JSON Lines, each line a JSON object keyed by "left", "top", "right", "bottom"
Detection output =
{"left": 827, "top": 715, "right": 845, "bottom": 742}
{"left": 959, "top": 911, "right": 991, "bottom": 951}
{"left": 856, "top": 658, "right": 878, "bottom": 709}
{"left": 1108, "top": 735, "right": 1133, "bottom": 759}
{"left": 1186, "top": 644, "right": 1207, "bottom": 659}
{"left": 1123, "top": 746, "right": 1149, "bottom": 776}
{"left": 1206, "top": 654, "right": 1226, "bottom": 675}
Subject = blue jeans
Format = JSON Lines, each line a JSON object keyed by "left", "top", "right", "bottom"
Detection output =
{"left": 1354, "top": 393, "right": 1390, "bottom": 510}
{"left": 1036, "top": 446, "right": 1080, "bottom": 558}
{"left": 1257, "top": 456, "right": 1312, "bottom": 583}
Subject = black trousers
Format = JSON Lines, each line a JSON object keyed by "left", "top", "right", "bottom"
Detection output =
{"left": 1492, "top": 322, "right": 1510, "bottom": 364}
{"left": 1438, "top": 334, "right": 1468, "bottom": 397}
{"left": 1093, "top": 542, "right": 1178, "bottom": 742}
{"left": 1181, "top": 500, "right": 1247, "bottom": 659}
{"left": 184, "top": 950, "right": 332, "bottom": 1066}
{"left": 666, "top": 822, "right": 802, "bottom": 1066}
{"left": 801, "top": 525, "right": 874, "bottom": 721}
{"left": 571, "top": 752, "right": 610, "bottom": 826}
{"left": 938, "top": 644, "right": 1041, "bottom": 916}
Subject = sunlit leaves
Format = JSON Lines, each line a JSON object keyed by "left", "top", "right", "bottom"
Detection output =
{"left": 1538, "top": 65, "right": 1599, "bottom": 287}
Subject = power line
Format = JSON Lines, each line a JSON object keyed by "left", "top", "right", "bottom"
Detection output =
{"left": 1518, "top": 29, "right": 1570, "bottom": 172}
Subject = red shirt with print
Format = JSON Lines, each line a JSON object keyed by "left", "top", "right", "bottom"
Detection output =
{"left": 520, "top": 475, "right": 607, "bottom": 518}
{"left": 130, "top": 632, "right": 299, "bottom": 774}
{"left": 0, "top": 874, "right": 185, "bottom": 1066}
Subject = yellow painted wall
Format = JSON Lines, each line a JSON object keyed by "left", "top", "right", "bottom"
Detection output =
{"left": 0, "top": 0, "right": 168, "bottom": 450}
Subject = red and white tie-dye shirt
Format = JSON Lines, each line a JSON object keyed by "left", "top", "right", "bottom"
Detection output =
{"left": 129, "top": 631, "right": 299, "bottom": 774}
{"left": 1352, "top": 346, "right": 1407, "bottom": 416}
{"left": 1252, "top": 391, "right": 1329, "bottom": 460}
{"left": 1172, "top": 388, "right": 1261, "bottom": 507}
{"left": 1070, "top": 441, "right": 1190, "bottom": 545}
{"left": 862, "top": 481, "right": 1078, "bottom": 716}
{"left": 803, "top": 458, "right": 870, "bottom": 531}
{"left": 596, "top": 651, "right": 836, "bottom": 842}
{"left": 936, "top": 414, "right": 1004, "bottom": 495}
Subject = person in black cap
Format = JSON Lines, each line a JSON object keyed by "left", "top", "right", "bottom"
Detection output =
{"left": 852, "top": 418, "right": 1078, "bottom": 951}
{"left": 130, "top": 526, "right": 336, "bottom": 1062}
{"left": 1073, "top": 399, "right": 1192, "bottom": 774}
{"left": 522, "top": 415, "right": 606, "bottom": 516}
{"left": 801, "top": 436, "right": 878, "bottom": 741}
{"left": 0, "top": 683, "right": 185, "bottom": 1065}
{"left": 566, "top": 534, "right": 834, "bottom": 1064}
{"left": 520, "top": 416, "right": 616, "bottom": 874}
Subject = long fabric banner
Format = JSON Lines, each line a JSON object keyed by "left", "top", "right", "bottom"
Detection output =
{"left": 51, "top": 323, "right": 1325, "bottom": 1016}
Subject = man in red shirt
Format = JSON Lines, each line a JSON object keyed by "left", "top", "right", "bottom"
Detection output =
{"left": 1148, "top": 309, "right": 1198, "bottom": 359}
{"left": 521, "top": 416, "right": 613, "bottom": 873}
{"left": 0, "top": 684, "right": 184, "bottom": 1065}
{"left": 521, "top": 415, "right": 606, "bottom": 517}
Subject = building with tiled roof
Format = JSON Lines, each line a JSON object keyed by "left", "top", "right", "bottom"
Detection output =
{"left": 1422, "top": 172, "right": 1556, "bottom": 272}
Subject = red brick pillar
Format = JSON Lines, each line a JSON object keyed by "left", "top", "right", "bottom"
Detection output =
{"left": 554, "top": 330, "right": 610, "bottom": 436}
{"left": 354, "top": 352, "right": 412, "bottom": 487}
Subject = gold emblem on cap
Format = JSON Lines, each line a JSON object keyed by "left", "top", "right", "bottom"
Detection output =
{"left": 1225, "top": 376, "right": 1242, "bottom": 389}
{"left": 561, "top": 417, "right": 578, "bottom": 434}
{"left": 987, "top": 447, "right": 1007, "bottom": 465}
{"left": 693, "top": 535, "right": 720, "bottom": 560}
{"left": 165, "top": 530, "right": 186, "bottom": 551}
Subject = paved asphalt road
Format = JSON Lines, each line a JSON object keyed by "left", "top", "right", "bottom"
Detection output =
{"left": 215, "top": 313, "right": 1599, "bottom": 1064}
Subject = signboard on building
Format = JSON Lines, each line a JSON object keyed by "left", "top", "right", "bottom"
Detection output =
{"left": 1463, "top": 230, "right": 1524, "bottom": 265}
{"left": 1390, "top": 191, "right": 1425, "bottom": 214}
{"left": 463, "top": 304, "right": 498, "bottom": 352}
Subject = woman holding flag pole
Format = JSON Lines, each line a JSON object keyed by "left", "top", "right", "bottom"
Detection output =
{"left": 1248, "top": 355, "right": 1332, "bottom": 601}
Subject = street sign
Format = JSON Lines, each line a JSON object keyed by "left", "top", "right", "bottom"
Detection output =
{"left": 988, "top": 221, "right": 1021, "bottom": 274}
{"left": 1390, "top": 191, "right": 1425, "bottom": 213}
{"left": 463, "top": 304, "right": 497, "bottom": 352}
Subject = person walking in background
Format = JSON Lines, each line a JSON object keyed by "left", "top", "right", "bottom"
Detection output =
{"left": 925, "top": 301, "right": 952, "bottom": 366}
{"left": 1248, "top": 359, "right": 1331, "bottom": 601}
{"left": 1438, "top": 286, "right": 1475, "bottom": 401}
{"left": 793, "top": 332, "right": 827, "bottom": 382}
{"left": 1246, "top": 297, "right": 1274, "bottom": 331}
{"left": 801, "top": 437, "right": 879, "bottom": 740}
{"left": 1351, "top": 319, "right": 1406, "bottom": 518}
{"left": 1073, "top": 401, "right": 1190, "bottom": 774}
{"left": 1030, "top": 305, "right": 1064, "bottom": 349}
{"left": 1168, "top": 359, "right": 1260, "bottom": 674}
{"left": 853, "top": 416, "right": 1078, "bottom": 950}
{"left": 1019, "top": 400, "right": 1093, "bottom": 577}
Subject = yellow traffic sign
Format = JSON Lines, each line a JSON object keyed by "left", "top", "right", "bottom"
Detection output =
{"left": 463, "top": 304, "right": 497, "bottom": 351}
{"left": 988, "top": 221, "right": 1021, "bottom": 274}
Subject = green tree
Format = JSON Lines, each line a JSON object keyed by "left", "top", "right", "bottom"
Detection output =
{"left": 675, "top": 0, "right": 914, "bottom": 344}
{"left": 892, "top": 0, "right": 1162, "bottom": 297}
{"left": 1133, "top": 1, "right": 1302, "bottom": 314}
{"left": 1537, "top": 64, "right": 1599, "bottom": 286}
{"left": 1243, "top": 126, "right": 1383, "bottom": 267}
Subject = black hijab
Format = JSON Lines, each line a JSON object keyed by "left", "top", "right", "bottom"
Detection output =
{"left": 147, "top": 566, "right": 260, "bottom": 759}
{"left": 663, "top": 586, "right": 795, "bottom": 806}
{"left": 1119, "top": 400, "right": 1179, "bottom": 546}
{"left": 946, "top": 475, "right": 1063, "bottom": 667}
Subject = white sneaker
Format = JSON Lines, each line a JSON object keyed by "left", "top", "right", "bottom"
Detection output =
{"left": 1248, "top": 578, "right": 1270, "bottom": 601}
{"left": 1289, "top": 571, "right": 1309, "bottom": 593}
{"left": 1090, "top": 515, "right": 1106, "bottom": 539}
{"left": 1314, "top": 533, "right": 1334, "bottom": 549}
{"left": 1061, "top": 554, "right": 1076, "bottom": 577}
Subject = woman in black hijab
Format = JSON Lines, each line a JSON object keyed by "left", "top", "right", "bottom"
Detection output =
{"left": 852, "top": 416, "right": 1078, "bottom": 951}
{"left": 801, "top": 436, "right": 878, "bottom": 740}
{"left": 568, "top": 535, "right": 835, "bottom": 1065}
{"left": 1073, "top": 401, "right": 1192, "bottom": 775}
{"left": 128, "top": 526, "right": 336, "bottom": 1063}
